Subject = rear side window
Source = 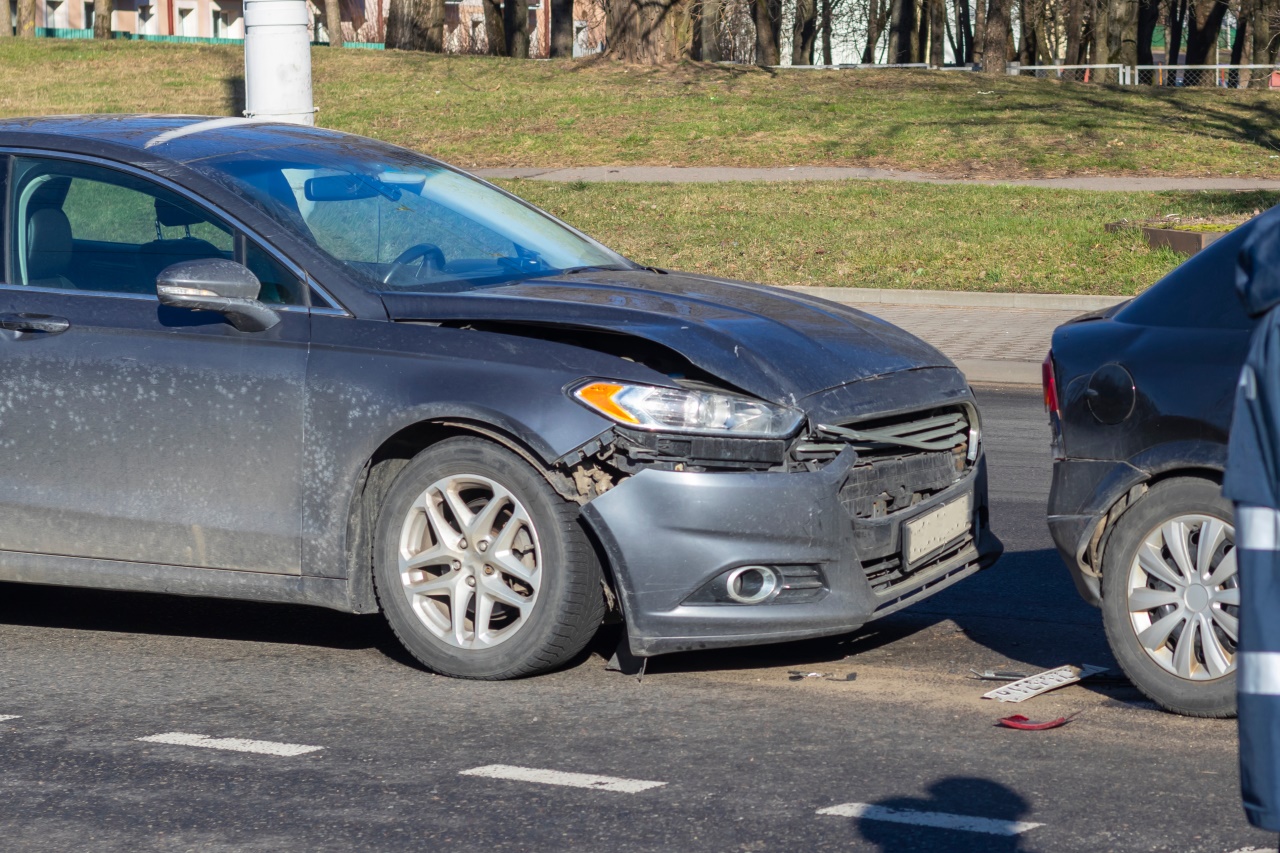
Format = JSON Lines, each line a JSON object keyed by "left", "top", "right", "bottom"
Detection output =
{"left": 1115, "top": 221, "right": 1255, "bottom": 330}
{"left": 0, "top": 155, "right": 8, "bottom": 284}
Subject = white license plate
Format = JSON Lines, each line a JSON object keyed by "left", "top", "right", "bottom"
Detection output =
{"left": 903, "top": 494, "right": 973, "bottom": 565}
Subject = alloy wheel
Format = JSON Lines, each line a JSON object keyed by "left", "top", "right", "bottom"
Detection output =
{"left": 397, "top": 473, "right": 542, "bottom": 649}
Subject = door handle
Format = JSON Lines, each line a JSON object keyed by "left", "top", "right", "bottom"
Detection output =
{"left": 0, "top": 313, "right": 71, "bottom": 335}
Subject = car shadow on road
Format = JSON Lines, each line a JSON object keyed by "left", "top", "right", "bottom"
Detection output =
{"left": 0, "top": 579, "right": 423, "bottom": 668}
{"left": 845, "top": 777, "right": 1042, "bottom": 853}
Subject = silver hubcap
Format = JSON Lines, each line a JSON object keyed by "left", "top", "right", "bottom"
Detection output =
{"left": 1126, "top": 514, "right": 1239, "bottom": 681}
{"left": 397, "top": 474, "right": 541, "bottom": 650}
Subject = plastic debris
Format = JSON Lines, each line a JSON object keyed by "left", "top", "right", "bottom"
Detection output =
{"left": 981, "top": 664, "right": 1109, "bottom": 702}
{"left": 970, "top": 669, "right": 1030, "bottom": 682}
{"left": 788, "top": 671, "right": 857, "bottom": 682}
{"left": 997, "top": 713, "right": 1077, "bottom": 731}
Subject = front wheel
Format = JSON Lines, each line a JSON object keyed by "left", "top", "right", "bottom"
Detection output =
{"left": 373, "top": 437, "right": 605, "bottom": 679}
{"left": 1101, "top": 478, "right": 1238, "bottom": 718}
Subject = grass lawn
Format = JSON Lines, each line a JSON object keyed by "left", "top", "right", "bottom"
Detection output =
{"left": 2, "top": 39, "right": 1280, "bottom": 177}
{"left": 501, "top": 180, "right": 1280, "bottom": 295}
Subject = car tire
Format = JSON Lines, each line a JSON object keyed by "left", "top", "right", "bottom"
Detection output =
{"left": 372, "top": 437, "right": 605, "bottom": 680}
{"left": 1101, "top": 477, "right": 1238, "bottom": 718}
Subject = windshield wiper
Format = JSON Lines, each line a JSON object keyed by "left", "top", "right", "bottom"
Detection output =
{"left": 559, "top": 264, "right": 634, "bottom": 275}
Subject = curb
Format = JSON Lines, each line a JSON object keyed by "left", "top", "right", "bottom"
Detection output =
{"left": 781, "top": 285, "right": 1128, "bottom": 311}
{"left": 953, "top": 359, "right": 1043, "bottom": 387}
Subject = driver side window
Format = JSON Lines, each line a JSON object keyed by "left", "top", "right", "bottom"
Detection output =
{"left": 11, "top": 157, "right": 234, "bottom": 295}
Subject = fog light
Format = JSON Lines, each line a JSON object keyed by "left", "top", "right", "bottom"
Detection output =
{"left": 725, "top": 565, "right": 780, "bottom": 604}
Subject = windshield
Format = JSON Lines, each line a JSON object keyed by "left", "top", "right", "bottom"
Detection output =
{"left": 190, "top": 142, "right": 634, "bottom": 293}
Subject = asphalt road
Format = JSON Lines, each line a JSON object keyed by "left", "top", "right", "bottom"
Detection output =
{"left": 0, "top": 387, "right": 1273, "bottom": 853}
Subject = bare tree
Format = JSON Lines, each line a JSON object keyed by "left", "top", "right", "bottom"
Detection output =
{"left": 386, "top": 0, "right": 444, "bottom": 49}
{"left": 1251, "top": 0, "right": 1274, "bottom": 85}
{"left": 607, "top": 0, "right": 685, "bottom": 61}
{"left": 702, "top": 0, "right": 722, "bottom": 59}
{"left": 972, "top": 0, "right": 987, "bottom": 65}
{"left": 792, "top": 0, "right": 817, "bottom": 61}
{"left": 482, "top": 0, "right": 507, "bottom": 54}
{"left": 886, "top": 0, "right": 914, "bottom": 59}
{"left": 325, "top": 0, "right": 346, "bottom": 44}
{"left": 93, "top": 0, "right": 113, "bottom": 37}
{"left": 980, "top": 0, "right": 1009, "bottom": 70}
{"left": 861, "top": 0, "right": 886, "bottom": 60}
{"left": 551, "top": 0, "right": 574, "bottom": 55}
{"left": 16, "top": 0, "right": 35, "bottom": 37}
{"left": 754, "top": 0, "right": 781, "bottom": 63}
{"left": 1184, "top": 0, "right": 1229, "bottom": 67}
{"left": 505, "top": 0, "right": 531, "bottom": 57}
{"left": 928, "top": 0, "right": 943, "bottom": 63}
{"left": 1063, "top": 0, "right": 1084, "bottom": 60}
{"left": 1166, "top": 0, "right": 1187, "bottom": 66}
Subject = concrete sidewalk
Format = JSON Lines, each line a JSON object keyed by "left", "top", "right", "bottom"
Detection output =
{"left": 476, "top": 165, "right": 1280, "bottom": 192}
{"left": 780, "top": 286, "right": 1118, "bottom": 385}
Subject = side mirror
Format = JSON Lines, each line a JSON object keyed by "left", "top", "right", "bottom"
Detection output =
{"left": 156, "top": 259, "right": 280, "bottom": 333}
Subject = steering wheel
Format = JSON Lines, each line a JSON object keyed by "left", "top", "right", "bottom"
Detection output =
{"left": 383, "top": 243, "right": 446, "bottom": 286}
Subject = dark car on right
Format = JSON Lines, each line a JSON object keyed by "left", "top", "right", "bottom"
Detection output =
{"left": 1046, "top": 219, "right": 1258, "bottom": 718}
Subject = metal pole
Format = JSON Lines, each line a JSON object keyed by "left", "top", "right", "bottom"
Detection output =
{"left": 243, "top": 0, "right": 316, "bottom": 126}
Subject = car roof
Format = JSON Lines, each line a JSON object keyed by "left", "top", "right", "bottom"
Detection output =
{"left": 0, "top": 114, "right": 359, "bottom": 164}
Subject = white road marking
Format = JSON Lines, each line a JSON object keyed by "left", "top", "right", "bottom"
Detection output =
{"left": 137, "top": 732, "right": 323, "bottom": 757}
{"left": 0, "top": 715, "right": 19, "bottom": 723}
{"left": 817, "top": 802, "right": 1043, "bottom": 836}
{"left": 459, "top": 764, "right": 666, "bottom": 793}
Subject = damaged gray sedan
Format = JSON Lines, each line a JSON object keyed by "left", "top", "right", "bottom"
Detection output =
{"left": 0, "top": 116, "right": 1001, "bottom": 678}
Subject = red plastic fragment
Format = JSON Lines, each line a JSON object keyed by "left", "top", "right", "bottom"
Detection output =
{"left": 996, "top": 714, "right": 1073, "bottom": 730}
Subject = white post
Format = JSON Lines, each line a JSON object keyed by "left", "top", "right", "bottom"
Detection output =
{"left": 243, "top": 0, "right": 316, "bottom": 126}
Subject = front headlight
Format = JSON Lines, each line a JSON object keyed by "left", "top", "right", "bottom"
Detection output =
{"left": 571, "top": 380, "right": 804, "bottom": 439}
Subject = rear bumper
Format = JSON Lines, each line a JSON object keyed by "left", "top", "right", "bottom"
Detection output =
{"left": 582, "top": 450, "right": 1002, "bottom": 658}
{"left": 1046, "top": 457, "right": 1146, "bottom": 608}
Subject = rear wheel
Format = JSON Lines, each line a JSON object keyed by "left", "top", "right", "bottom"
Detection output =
{"left": 1101, "top": 478, "right": 1238, "bottom": 718}
{"left": 373, "top": 437, "right": 605, "bottom": 679}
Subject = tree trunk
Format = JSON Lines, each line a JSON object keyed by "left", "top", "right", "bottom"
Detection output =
{"left": 481, "top": 0, "right": 506, "bottom": 54}
{"left": 1065, "top": 0, "right": 1084, "bottom": 61}
{"left": 1166, "top": 0, "right": 1186, "bottom": 67}
{"left": 862, "top": 0, "right": 885, "bottom": 62}
{"left": 1184, "top": 0, "right": 1229, "bottom": 68}
{"left": 1230, "top": 7, "right": 1247, "bottom": 85}
{"left": 821, "top": 0, "right": 833, "bottom": 62}
{"left": 888, "top": 0, "right": 915, "bottom": 61}
{"left": 386, "top": 0, "right": 442, "bottom": 49}
{"left": 701, "top": 0, "right": 721, "bottom": 60}
{"left": 325, "top": 0, "right": 345, "bottom": 45}
{"left": 1017, "top": 0, "right": 1032, "bottom": 63}
{"left": 1101, "top": 0, "right": 1137, "bottom": 65}
{"left": 973, "top": 0, "right": 987, "bottom": 66}
{"left": 929, "top": 0, "right": 943, "bottom": 64}
{"left": 93, "top": 0, "right": 112, "bottom": 37}
{"left": 16, "top": 0, "right": 35, "bottom": 37}
{"left": 980, "top": 0, "right": 1009, "bottom": 70}
{"left": 753, "top": 0, "right": 780, "bottom": 64}
{"left": 550, "top": 0, "right": 573, "bottom": 56}
{"left": 792, "top": 0, "right": 816, "bottom": 63}
{"left": 505, "top": 0, "right": 531, "bottom": 57}
{"left": 1136, "top": 0, "right": 1158, "bottom": 63}
{"left": 1252, "top": 0, "right": 1272, "bottom": 85}
{"left": 957, "top": 0, "right": 972, "bottom": 61}
{"left": 607, "top": 0, "right": 680, "bottom": 62}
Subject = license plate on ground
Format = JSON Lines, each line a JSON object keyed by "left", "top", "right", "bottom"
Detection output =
{"left": 903, "top": 493, "right": 973, "bottom": 565}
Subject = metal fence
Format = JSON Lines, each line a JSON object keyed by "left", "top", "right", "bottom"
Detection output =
{"left": 1012, "top": 64, "right": 1127, "bottom": 85}
{"left": 1132, "top": 64, "right": 1278, "bottom": 87}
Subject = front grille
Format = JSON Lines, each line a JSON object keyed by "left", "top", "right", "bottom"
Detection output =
{"left": 840, "top": 450, "right": 959, "bottom": 518}
{"left": 803, "top": 405, "right": 975, "bottom": 594}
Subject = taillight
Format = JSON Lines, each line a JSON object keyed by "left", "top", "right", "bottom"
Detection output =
{"left": 1042, "top": 352, "right": 1060, "bottom": 415}
{"left": 1043, "top": 351, "right": 1066, "bottom": 460}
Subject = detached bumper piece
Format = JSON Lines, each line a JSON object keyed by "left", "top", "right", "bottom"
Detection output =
{"left": 582, "top": 442, "right": 1002, "bottom": 658}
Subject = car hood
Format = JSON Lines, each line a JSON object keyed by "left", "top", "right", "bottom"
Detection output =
{"left": 380, "top": 270, "right": 955, "bottom": 405}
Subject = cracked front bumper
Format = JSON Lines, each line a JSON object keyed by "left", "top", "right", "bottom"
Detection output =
{"left": 581, "top": 449, "right": 1003, "bottom": 658}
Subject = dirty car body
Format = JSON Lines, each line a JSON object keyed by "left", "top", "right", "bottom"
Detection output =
{"left": 0, "top": 116, "right": 1001, "bottom": 675}
{"left": 1045, "top": 221, "right": 1256, "bottom": 716}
